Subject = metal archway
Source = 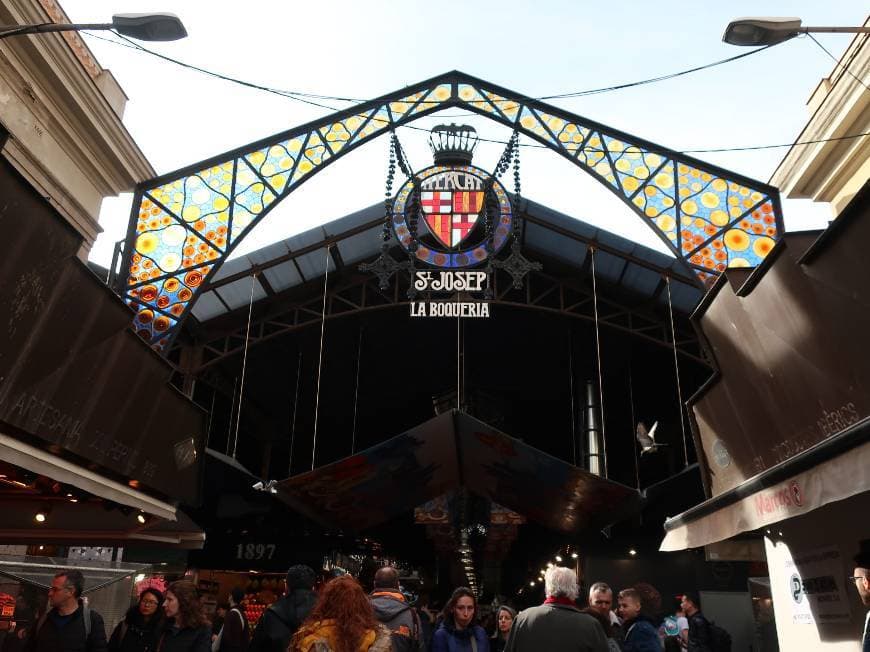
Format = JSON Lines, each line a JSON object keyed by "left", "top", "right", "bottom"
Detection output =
{"left": 118, "top": 71, "right": 784, "bottom": 351}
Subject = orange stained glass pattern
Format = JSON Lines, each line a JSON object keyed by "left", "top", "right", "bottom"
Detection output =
{"left": 121, "top": 72, "right": 783, "bottom": 351}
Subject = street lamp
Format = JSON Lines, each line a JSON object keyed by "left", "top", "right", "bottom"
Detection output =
{"left": 723, "top": 17, "right": 870, "bottom": 46}
{"left": 0, "top": 13, "right": 187, "bottom": 41}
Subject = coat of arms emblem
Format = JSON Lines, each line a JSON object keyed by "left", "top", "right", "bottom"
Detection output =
{"left": 390, "top": 124, "right": 514, "bottom": 268}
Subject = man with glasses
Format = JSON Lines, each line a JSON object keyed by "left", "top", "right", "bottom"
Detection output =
{"left": 27, "top": 570, "right": 107, "bottom": 652}
{"left": 852, "top": 551, "right": 870, "bottom": 652}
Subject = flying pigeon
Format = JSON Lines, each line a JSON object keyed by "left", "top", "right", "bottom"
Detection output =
{"left": 636, "top": 421, "right": 668, "bottom": 455}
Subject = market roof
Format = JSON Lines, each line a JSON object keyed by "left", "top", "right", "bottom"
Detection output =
{"left": 190, "top": 197, "right": 704, "bottom": 324}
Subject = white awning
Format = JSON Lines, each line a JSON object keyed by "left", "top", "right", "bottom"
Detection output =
{"left": 661, "top": 430, "right": 870, "bottom": 551}
{"left": 0, "top": 431, "right": 176, "bottom": 521}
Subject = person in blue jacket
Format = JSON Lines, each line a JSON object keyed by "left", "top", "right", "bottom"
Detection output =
{"left": 617, "top": 589, "right": 660, "bottom": 652}
{"left": 431, "top": 588, "right": 489, "bottom": 652}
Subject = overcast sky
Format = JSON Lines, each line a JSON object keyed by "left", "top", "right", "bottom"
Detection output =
{"left": 60, "top": 1, "right": 866, "bottom": 267}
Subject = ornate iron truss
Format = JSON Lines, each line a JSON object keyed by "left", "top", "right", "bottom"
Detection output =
{"left": 185, "top": 264, "right": 707, "bottom": 372}
{"left": 118, "top": 71, "right": 784, "bottom": 353}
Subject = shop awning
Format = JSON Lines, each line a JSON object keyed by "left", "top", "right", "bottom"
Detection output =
{"left": 0, "top": 432, "right": 176, "bottom": 521}
{"left": 275, "top": 410, "right": 641, "bottom": 533}
{"left": 0, "top": 555, "right": 148, "bottom": 592}
{"left": 660, "top": 417, "right": 870, "bottom": 551}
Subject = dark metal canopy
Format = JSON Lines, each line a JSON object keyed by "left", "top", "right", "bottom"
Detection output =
{"left": 274, "top": 410, "right": 641, "bottom": 534}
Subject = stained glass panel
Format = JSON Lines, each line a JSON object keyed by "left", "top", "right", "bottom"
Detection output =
{"left": 121, "top": 72, "right": 784, "bottom": 351}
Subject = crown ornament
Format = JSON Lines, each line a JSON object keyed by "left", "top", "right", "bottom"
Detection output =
{"left": 428, "top": 124, "right": 478, "bottom": 165}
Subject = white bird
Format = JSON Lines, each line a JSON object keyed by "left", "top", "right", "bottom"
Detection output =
{"left": 636, "top": 421, "right": 668, "bottom": 455}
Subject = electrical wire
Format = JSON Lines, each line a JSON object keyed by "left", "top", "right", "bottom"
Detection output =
{"left": 807, "top": 33, "right": 870, "bottom": 92}
{"left": 538, "top": 45, "right": 774, "bottom": 99}
{"left": 84, "top": 31, "right": 869, "bottom": 155}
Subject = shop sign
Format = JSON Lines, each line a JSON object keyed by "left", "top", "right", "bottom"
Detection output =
{"left": 235, "top": 543, "right": 277, "bottom": 561}
{"left": 410, "top": 271, "right": 489, "bottom": 318}
{"left": 783, "top": 544, "right": 852, "bottom": 625}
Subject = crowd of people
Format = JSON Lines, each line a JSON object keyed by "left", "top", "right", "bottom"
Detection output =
{"left": 13, "top": 552, "right": 870, "bottom": 652}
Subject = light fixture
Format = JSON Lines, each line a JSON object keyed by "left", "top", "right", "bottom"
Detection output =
{"left": 628, "top": 549, "right": 637, "bottom": 556}
{"left": 134, "top": 573, "right": 146, "bottom": 582}
{"left": 34, "top": 510, "right": 48, "bottom": 523}
{"left": 529, "top": 581, "right": 535, "bottom": 587}
{"left": 0, "top": 13, "right": 187, "bottom": 41}
{"left": 555, "top": 555, "right": 563, "bottom": 562}
{"left": 571, "top": 552, "right": 578, "bottom": 559}
{"left": 722, "top": 17, "right": 870, "bottom": 47}
{"left": 136, "top": 512, "right": 148, "bottom": 524}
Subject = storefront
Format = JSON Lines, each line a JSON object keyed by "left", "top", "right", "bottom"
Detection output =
{"left": 661, "top": 183, "right": 870, "bottom": 650}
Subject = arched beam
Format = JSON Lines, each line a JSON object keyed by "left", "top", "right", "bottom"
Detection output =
{"left": 118, "top": 71, "right": 783, "bottom": 352}
{"left": 188, "top": 267, "right": 709, "bottom": 371}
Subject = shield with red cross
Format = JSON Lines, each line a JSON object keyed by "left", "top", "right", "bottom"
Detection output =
{"left": 420, "top": 190, "right": 484, "bottom": 248}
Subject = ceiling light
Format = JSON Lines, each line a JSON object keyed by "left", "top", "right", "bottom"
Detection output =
{"left": 629, "top": 549, "right": 637, "bottom": 556}
{"left": 571, "top": 552, "right": 578, "bottom": 559}
{"left": 136, "top": 513, "right": 147, "bottom": 524}
{"left": 529, "top": 581, "right": 535, "bottom": 586}
{"left": 555, "top": 555, "right": 562, "bottom": 562}
{"left": 34, "top": 511, "right": 48, "bottom": 523}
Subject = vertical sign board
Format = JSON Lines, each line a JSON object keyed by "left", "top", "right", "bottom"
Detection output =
{"left": 777, "top": 544, "right": 852, "bottom": 625}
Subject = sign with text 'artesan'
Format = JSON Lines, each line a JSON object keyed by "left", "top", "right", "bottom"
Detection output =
{"left": 410, "top": 271, "right": 490, "bottom": 318}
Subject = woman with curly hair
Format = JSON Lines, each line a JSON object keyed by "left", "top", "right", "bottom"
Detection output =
{"left": 159, "top": 580, "right": 212, "bottom": 652}
{"left": 431, "top": 587, "right": 489, "bottom": 652}
{"left": 290, "top": 575, "right": 391, "bottom": 652}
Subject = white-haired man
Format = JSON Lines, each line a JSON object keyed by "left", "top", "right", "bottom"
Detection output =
{"left": 505, "top": 567, "right": 609, "bottom": 652}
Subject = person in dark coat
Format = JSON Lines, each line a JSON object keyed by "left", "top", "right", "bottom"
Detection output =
{"left": 504, "top": 567, "right": 607, "bottom": 652}
{"left": 430, "top": 587, "right": 489, "bottom": 652}
{"left": 108, "top": 589, "right": 164, "bottom": 652}
{"left": 679, "top": 593, "right": 712, "bottom": 652}
{"left": 217, "top": 590, "right": 247, "bottom": 652}
{"left": 26, "top": 570, "right": 107, "bottom": 652}
{"left": 369, "top": 567, "right": 422, "bottom": 652}
{"left": 159, "top": 581, "right": 211, "bottom": 652}
{"left": 617, "top": 589, "right": 659, "bottom": 652}
{"left": 248, "top": 566, "right": 316, "bottom": 652}
{"left": 490, "top": 606, "right": 515, "bottom": 652}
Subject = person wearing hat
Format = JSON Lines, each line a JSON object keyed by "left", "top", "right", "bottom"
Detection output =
{"left": 109, "top": 589, "right": 165, "bottom": 652}
{"left": 248, "top": 565, "right": 316, "bottom": 652}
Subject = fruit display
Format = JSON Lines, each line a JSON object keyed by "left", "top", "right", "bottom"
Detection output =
{"left": 243, "top": 600, "right": 266, "bottom": 626}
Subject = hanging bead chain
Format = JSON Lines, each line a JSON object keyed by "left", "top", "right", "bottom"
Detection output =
{"left": 485, "top": 131, "right": 519, "bottom": 253}
{"left": 511, "top": 134, "right": 523, "bottom": 239}
{"left": 381, "top": 134, "right": 398, "bottom": 248}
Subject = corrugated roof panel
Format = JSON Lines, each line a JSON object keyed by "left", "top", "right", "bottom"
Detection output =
{"left": 245, "top": 241, "right": 289, "bottom": 266}
{"left": 336, "top": 227, "right": 381, "bottom": 266}
{"left": 658, "top": 279, "right": 703, "bottom": 313}
{"left": 262, "top": 261, "right": 303, "bottom": 293}
{"left": 524, "top": 200, "right": 599, "bottom": 240}
{"left": 190, "top": 291, "right": 226, "bottom": 321}
{"left": 295, "top": 248, "right": 336, "bottom": 280}
{"left": 525, "top": 222, "right": 586, "bottom": 266}
{"left": 211, "top": 256, "right": 249, "bottom": 282}
{"left": 323, "top": 204, "right": 385, "bottom": 238}
{"left": 285, "top": 227, "right": 330, "bottom": 253}
{"left": 215, "top": 278, "right": 268, "bottom": 311}
{"left": 620, "top": 263, "right": 661, "bottom": 297}
{"left": 591, "top": 250, "right": 623, "bottom": 283}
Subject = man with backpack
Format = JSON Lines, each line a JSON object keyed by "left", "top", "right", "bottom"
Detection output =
{"left": 28, "top": 570, "right": 107, "bottom": 652}
{"left": 678, "top": 592, "right": 730, "bottom": 652}
{"left": 369, "top": 567, "right": 422, "bottom": 652}
{"left": 217, "top": 589, "right": 248, "bottom": 652}
{"left": 248, "top": 565, "right": 316, "bottom": 652}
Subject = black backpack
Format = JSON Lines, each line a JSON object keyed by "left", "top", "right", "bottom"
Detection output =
{"left": 708, "top": 621, "right": 732, "bottom": 652}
